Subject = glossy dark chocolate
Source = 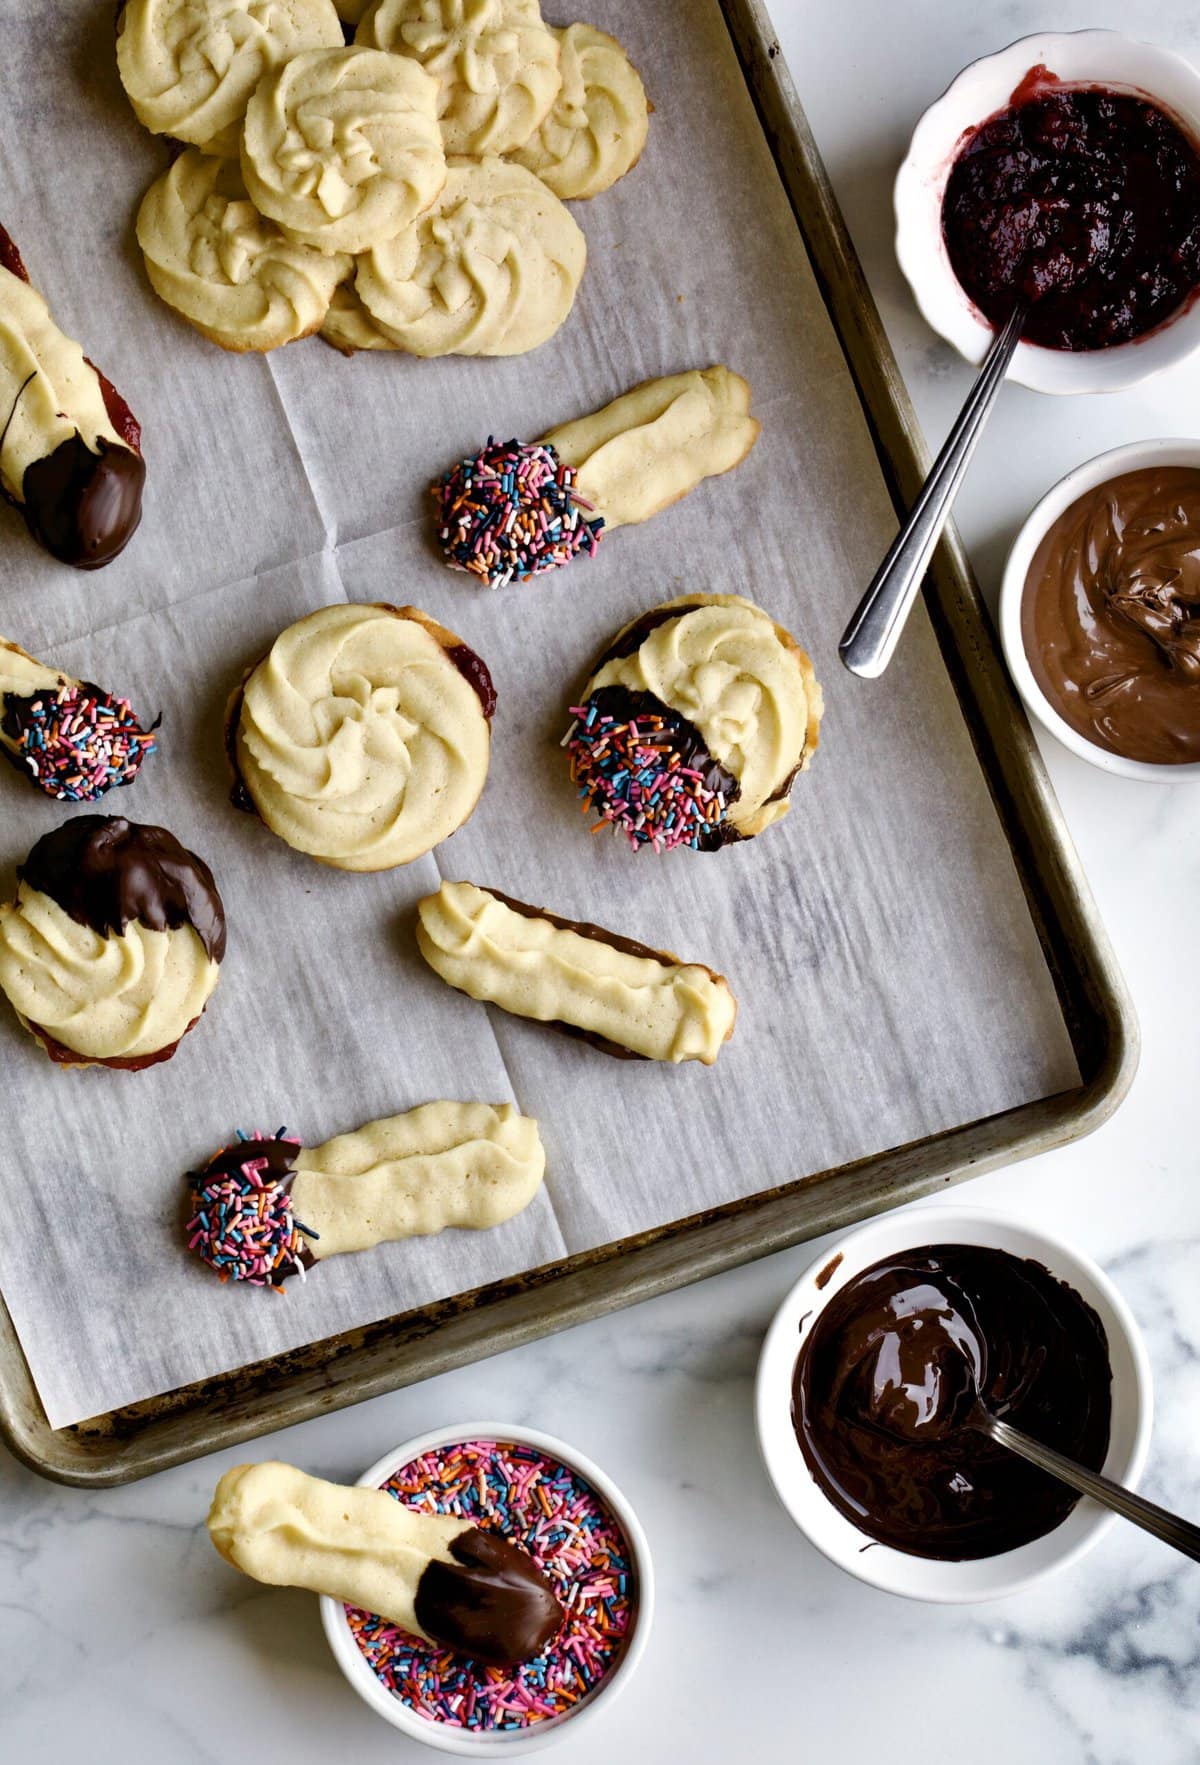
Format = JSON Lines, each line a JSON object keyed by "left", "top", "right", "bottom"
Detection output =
{"left": 415, "top": 1526, "right": 563, "bottom": 1666}
{"left": 21, "top": 815, "right": 226, "bottom": 962}
{"left": 792, "top": 1245, "right": 1112, "bottom": 1560}
{"left": 943, "top": 80, "right": 1200, "bottom": 351}
{"left": 1022, "top": 465, "right": 1200, "bottom": 764}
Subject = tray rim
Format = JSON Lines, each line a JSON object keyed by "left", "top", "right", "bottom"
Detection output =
{"left": 0, "top": 0, "right": 1139, "bottom": 1486}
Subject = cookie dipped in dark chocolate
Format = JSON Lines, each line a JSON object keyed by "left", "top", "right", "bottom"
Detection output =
{"left": 571, "top": 684, "right": 740, "bottom": 852}
{"left": 792, "top": 1245, "right": 1112, "bottom": 1559}
{"left": 22, "top": 433, "right": 145, "bottom": 569}
{"left": 21, "top": 815, "right": 226, "bottom": 962}
{"left": 414, "top": 1526, "right": 563, "bottom": 1666}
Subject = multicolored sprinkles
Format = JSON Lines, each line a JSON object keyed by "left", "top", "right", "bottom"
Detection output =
{"left": 3, "top": 682, "right": 157, "bottom": 800}
{"left": 565, "top": 690, "right": 733, "bottom": 852}
{"left": 347, "top": 1439, "right": 634, "bottom": 1732}
{"left": 432, "top": 438, "right": 604, "bottom": 588}
{"left": 185, "top": 1128, "right": 315, "bottom": 1292}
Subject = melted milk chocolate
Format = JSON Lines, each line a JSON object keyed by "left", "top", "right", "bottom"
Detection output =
{"left": 792, "top": 1245, "right": 1111, "bottom": 1560}
{"left": 1023, "top": 466, "right": 1200, "bottom": 764}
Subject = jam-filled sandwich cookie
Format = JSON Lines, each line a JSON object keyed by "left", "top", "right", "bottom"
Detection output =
{"left": 513, "top": 23, "right": 649, "bottom": 200}
{"left": 357, "top": 0, "right": 562, "bottom": 157}
{"left": 227, "top": 602, "right": 495, "bottom": 870}
{"left": 339, "top": 156, "right": 585, "bottom": 357}
{"left": 0, "top": 227, "right": 145, "bottom": 568}
{"left": 0, "top": 816, "right": 225, "bottom": 1070}
{"left": 186, "top": 1102, "right": 544, "bottom": 1288}
{"left": 240, "top": 47, "right": 445, "bottom": 254}
{"left": 431, "top": 367, "right": 758, "bottom": 586}
{"left": 0, "top": 638, "right": 157, "bottom": 801}
{"left": 116, "top": 0, "right": 344, "bottom": 158}
{"left": 417, "top": 880, "right": 737, "bottom": 1063}
{"left": 567, "top": 594, "right": 822, "bottom": 853}
{"left": 137, "top": 151, "right": 352, "bottom": 352}
{"left": 209, "top": 1461, "right": 563, "bottom": 1666}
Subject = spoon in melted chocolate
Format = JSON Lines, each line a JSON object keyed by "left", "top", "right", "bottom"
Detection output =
{"left": 850, "top": 1270, "right": 1200, "bottom": 1564}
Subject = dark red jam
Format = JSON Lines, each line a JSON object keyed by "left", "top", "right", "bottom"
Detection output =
{"left": 942, "top": 78, "right": 1200, "bottom": 350}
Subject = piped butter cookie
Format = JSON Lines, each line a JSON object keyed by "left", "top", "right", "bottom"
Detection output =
{"left": 116, "top": 0, "right": 344, "bottom": 156}
{"left": 355, "top": 156, "right": 585, "bottom": 356}
{"left": 357, "top": 0, "right": 561, "bottom": 156}
{"left": 566, "top": 594, "right": 822, "bottom": 852}
{"left": 511, "top": 22, "right": 648, "bottom": 200}
{"left": 137, "top": 151, "right": 351, "bottom": 352}
{"left": 186, "top": 1103, "right": 544, "bottom": 1288}
{"left": 227, "top": 602, "right": 495, "bottom": 871}
{"left": 431, "top": 367, "right": 757, "bottom": 585}
{"left": 0, "top": 638, "right": 157, "bottom": 801}
{"left": 0, "top": 227, "right": 145, "bottom": 568}
{"left": 0, "top": 817, "right": 225, "bottom": 1070}
{"left": 240, "top": 47, "right": 446, "bottom": 254}
{"left": 416, "top": 880, "right": 737, "bottom": 1063}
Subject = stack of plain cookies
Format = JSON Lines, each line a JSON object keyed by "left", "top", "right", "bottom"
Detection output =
{"left": 119, "top": 0, "right": 650, "bottom": 355}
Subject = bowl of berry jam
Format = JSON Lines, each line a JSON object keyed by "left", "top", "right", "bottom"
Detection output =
{"left": 895, "top": 32, "right": 1200, "bottom": 392}
{"left": 320, "top": 1425, "right": 652, "bottom": 1754}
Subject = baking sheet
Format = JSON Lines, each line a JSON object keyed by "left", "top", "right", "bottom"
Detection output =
{"left": 0, "top": 0, "right": 1078, "bottom": 1429}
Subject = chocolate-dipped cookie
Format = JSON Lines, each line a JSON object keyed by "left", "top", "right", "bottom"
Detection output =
{"left": 0, "top": 637, "right": 157, "bottom": 800}
{"left": 0, "top": 226, "right": 145, "bottom": 568}
{"left": 566, "top": 593, "right": 822, "bottom": 852}
{"left": 227, "top": 602, "right": 495, "bottom": 871}
{"left": 416, "top": 880, "right": 737, "bottom": 1063}
{"left": 186, "top": 1103, "right": 545, "bottom": 1289}
{"left": 0, "top": 817, "right": 225, "bottom": 1069}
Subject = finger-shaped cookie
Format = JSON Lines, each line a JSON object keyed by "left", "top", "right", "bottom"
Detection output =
{"left": 416, "top": 880, "right": 737, "bottom": 1063}
{"left": 0, "top": 637, "right": 157, "bottom": 801}
{"left": 357, "top": 0, "right": 561, "bottom": 156}
{"left": 511, "top": 23, "right": 648, "bottom": 200}
{"left": 137, "top": 151, "right": 351, "bottom": 352}
{"left": 186, "top": 1103, "right": 545, "bottom": 1286}
{"left": 430, "top": 367, "right": 757, "bottom": 585}
{"left": 227, "top": 602, "right": 494, "bottom": 870}
{"left": 208, "top": 1462, "right": 562, "bottom": 1665}
{"left": 567, "top": 594, "right": 822, "bottom": 851}
{"left": 116, "top": 0, "right": 344, "bottom": 155}
{"left": 356, "top": 156, "right": 584, "bottom": 357}
{"left": 0, "top": 816, "right": 224, "bottom": 1069}
{"left": 0, "top": 228, "right": 145, "bottom": 569}
{"left": 240, "top": 47, "right": 445, "bottom": 254}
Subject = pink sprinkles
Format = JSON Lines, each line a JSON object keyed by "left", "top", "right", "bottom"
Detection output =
{"left": 565, "top": 696, "right": 730, "bottom": 852}
{"left": 347, "top": 1439, "right": 634, "bottom": 1732}
{"left": 432, "top": 437, "right": 604, "bottom": 588}
{"left": 185, "top": 1128, "right": 312, "bottom": 1291}
{"left": 5, "top": 682, "right": 157, "bottom": 801}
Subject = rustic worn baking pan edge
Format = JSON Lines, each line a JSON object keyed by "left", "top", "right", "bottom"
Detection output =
{"left": 0, "top": 0, "right": 1138, "bottom": 1485}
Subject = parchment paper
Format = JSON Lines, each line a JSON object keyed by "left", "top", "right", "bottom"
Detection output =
{"left": 0, "top": 0, "right": 1078, "bottom": 1428}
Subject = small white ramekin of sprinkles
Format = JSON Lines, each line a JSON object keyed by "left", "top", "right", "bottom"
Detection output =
{"left": 321, "top": 1425, "right": 652, "bottom": 1755}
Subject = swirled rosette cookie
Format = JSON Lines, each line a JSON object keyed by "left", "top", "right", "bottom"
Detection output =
{"left": 240, "top": 47, "right": 445, "bottom": 254}
{"left": 417, "top": 880, "right": 737, "bottom": 1063}
{"left": 355, "top": 156, "right": 584, "bottom": 355}
{"left": 227, "top": 602, "right": 494, "bottom": 870}
{"left": 566, "top": 594, "right": 822, "bottom": 852}
{"left": 186, "top": 1103, "right": 544, "bottom": 1288}
{"left": 0, "top": 638, "right": 157, "bottom": 801}
{"left": 319, "top": 277, "right": 401, "bottom": 350}
{"left": 512, "top": 23, "right": 648, "bottom": 200}
{"left": 0, "top": 817, "right": 225, "bottom": 1069}
{"left": 0, "top": 227, "right": 145, "bottom": 568}
{"left": 357, "top": 0, "right": 561, "bottom": 156}
{"left": 116, "top": 0, "right": 344, "bottom": 156}
{"left": 137, "top": 150, "right": 351, "bottom": 351}
{"left": 431, "top": 367, "right": 757, "bottom": 585}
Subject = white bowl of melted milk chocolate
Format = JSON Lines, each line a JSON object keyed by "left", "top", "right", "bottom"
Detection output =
{"left": 1001, "top": 439, "right": 1200, "bottom": 780}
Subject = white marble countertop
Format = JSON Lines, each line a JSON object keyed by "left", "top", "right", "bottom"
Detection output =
{"left": 3, "top": 2, "right": 1199, "bottom": 1760}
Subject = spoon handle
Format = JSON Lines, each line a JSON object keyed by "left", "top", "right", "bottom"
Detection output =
{"left": 838, "top": 300, "right": 1028, "bottom": 680}
{"left": 979, "top": 1412, "right": 1200, "bottom": 1564}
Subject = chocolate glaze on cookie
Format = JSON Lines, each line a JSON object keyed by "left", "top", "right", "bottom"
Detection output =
{"left": 414, "top": 1526, "right": 564, "bottom": 1667}
{"left": 21, "top": 815, "right": 226, "bottom": 962}
{"left": 446, "top": 642, "right": 498, "bottom": 719}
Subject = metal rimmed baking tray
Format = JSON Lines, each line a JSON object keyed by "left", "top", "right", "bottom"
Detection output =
{"left": 0, "top": 0, "right": 1136, "bottom": 1484}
